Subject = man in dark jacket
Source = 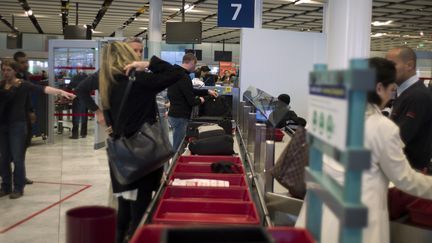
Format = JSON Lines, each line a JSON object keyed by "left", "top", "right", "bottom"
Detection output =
{"left": 386, "top": 46, "right": 432, "bottom": 172}
{"left": 67, "top": 73, "right": 89, "bottom": 139}
{"left": 13, "top": 51, "right": 34, "bottom": 185}
{"left": 167, "top": 53, "right": 217, "bottom": 151}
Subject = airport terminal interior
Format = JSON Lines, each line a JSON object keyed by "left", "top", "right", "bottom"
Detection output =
{"left": 0, "top": 1, "right": 432, "bottom": 243}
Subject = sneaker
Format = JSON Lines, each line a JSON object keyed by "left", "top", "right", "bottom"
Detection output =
{"left": 9, "top": 191, "right": 23, "bottom": 199}
{"left": 0, "top": 190, "right": 11, "bottom": 198}
{"left": 25, "top": 178, "right": 34, "bottom": 185}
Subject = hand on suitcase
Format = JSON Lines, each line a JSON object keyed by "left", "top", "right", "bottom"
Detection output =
{"left": 208, "top": 89, "right": 218, "bottom": 97}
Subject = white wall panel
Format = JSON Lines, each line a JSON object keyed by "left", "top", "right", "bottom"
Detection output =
{"left": 239, "top": 28, "right": 326, "bottom": 118}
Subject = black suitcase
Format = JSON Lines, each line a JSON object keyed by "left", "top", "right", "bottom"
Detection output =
{"left": 186, "top": 119, "right": 232, "bottom": 138}
{"left": 199, "top": 96, "right": 232, "bottom": 118}
{"left": 197, "top": 124, "right": 226, "bottom": 139}
{"left": 189, "top": 135, "right": 234, "bottom": 155}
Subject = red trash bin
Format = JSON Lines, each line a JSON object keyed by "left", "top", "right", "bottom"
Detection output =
{"left": 66, "top": 206, "right": 116, "bottom": 243}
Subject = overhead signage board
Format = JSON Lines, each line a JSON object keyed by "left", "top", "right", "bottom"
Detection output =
{"left": 308, "top": 84, "right": 348, "bottom": 150}
{"left": 218, "top": 0, "right": 255, "bottom": 28}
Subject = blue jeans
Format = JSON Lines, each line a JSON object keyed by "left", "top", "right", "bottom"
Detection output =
{"left": 0, "top": 122, "right": 28, "bottom": 192}
{"left": 168, "top": 116, "right": 189, "bottom": 152}
{"left": 71, "top": 98, "right": 88, "bottom": 137}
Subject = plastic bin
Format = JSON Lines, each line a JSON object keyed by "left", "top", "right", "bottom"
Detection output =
{"left": 161, "top": 186, "right": 251, "bottom": 202}
{"left": 407, "top": 198, "right": 432, "bottom": 227}
{"left": 266, "top": 128, "right": 284, "bottom": 142}
{"left": 152, "top": 200, "right": 260, "bottom": 225}
{"left": 267, "top": 227, "right": 315, "bottom": 243}
{"left": 66, "top": 206, "right": 116, "bottom": 243}
{"left": 161, "top": 226, "right": 273, "bottom": 243}
{"left": 169, "top": 173, "right": 247, "bottom": 187}
{"left": 176, "top": 155, "right": 242, "bottom": 165}
{"left": 173, "top": 163, "right": 244, "bottom": 174}
{"left": 131, "top": 225, "right": 315, "bottom": 243}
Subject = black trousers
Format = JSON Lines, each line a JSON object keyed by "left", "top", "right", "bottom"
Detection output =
{"left": 116, "top": 189, "right": 153, "bottom": 243}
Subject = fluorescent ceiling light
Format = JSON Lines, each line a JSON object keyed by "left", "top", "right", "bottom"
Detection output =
{"left": 294, "top": 0, "right": 323, "bottom": 5}
{"left": 139, "top": 27, "right": 147, "bottom": 30}
{"left": 135, "top": 18, "right": 149, "bottom": 22}
{"left": 25, "top": 10, "right": 33, "bottom": 16}
{"left": 17, "top": 13, "right": 50, "bottom": 18}
{"left": 402, "top": 35, "right": 421, "bottom": 39}
{"left": 184, "top": 4, "right": 195, "bottom": 12}
{"left": 371, "top": 33, "right": 387, "bottom": 37}
{"left": 371, "top": 20, "right": 393, "bottom": 26}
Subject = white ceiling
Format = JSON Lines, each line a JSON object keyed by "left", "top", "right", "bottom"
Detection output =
{"left": 0, "top": 0, "right": 431, "bottom": 51}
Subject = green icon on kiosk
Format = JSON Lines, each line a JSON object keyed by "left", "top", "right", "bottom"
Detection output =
{"left": 326, "top": 114, "right": 334, "bottom": 139}
{"left": 319, "top": 112, "right": 325, "bottom": 135}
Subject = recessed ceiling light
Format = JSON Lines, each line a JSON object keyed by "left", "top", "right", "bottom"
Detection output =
{"left": 25, "top": 10, "right": 33, "bottom": 16}
{"left": 420, "top": 31, "right": 424, "bottom": 36}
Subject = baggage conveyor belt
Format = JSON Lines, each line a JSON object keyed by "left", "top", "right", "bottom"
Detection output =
{"left": 137, "top": 130, "right": 268, "bottom": 227}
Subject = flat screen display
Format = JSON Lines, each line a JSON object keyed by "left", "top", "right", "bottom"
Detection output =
{"left": 7, "top": 32, "right": 23, "bottom": 49}
{"left": 214, "top": 51, "right": 232, "bottom": 62}
{"left": 256, "top": 109, "right": 272, "bottom": 122}
{"left": 185, "top": 49, "right": 202, "bottom": 60}
{"left": 166, "top": 22, "right": 202, "bottom": 44}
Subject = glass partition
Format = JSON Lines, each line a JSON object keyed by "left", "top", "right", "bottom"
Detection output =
{"left": 242, "top": 86, "right": 297, "bottom": 137}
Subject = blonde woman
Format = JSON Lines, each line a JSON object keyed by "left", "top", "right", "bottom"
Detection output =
{"left": 96, "top": 42, "right": 182, "bottom": 243}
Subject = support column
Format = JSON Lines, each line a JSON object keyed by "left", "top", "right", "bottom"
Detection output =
{"left": 326, "top": 0, "right": 372, "bottom": 69}
{"left": 322, "top": 2, "right": 329, "bottom": 34}
{"left": 254, "top": 0, "right": 263, "bottom": 28}
{"left": 148, "top": 0, "right": 162, "bottom": 57}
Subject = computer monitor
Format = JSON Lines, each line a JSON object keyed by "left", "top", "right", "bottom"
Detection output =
{"left": 256, "top": 109, "right": 272, "bottom": 122}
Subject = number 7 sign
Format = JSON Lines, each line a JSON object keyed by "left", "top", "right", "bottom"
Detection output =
{"left": 218, "top": 0, "right": 255, "bottom": 28}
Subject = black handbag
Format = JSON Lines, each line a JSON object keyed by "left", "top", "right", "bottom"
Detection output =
{"left": 106, "top": 71, "right": 174, "bottom": 185}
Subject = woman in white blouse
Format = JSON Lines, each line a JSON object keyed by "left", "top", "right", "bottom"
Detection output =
{"left": 296, "top": 57, "right": 432, "bottom": 243}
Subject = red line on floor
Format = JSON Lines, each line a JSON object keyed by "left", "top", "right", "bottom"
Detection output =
{"left": 32, "top": 181, "right": 91, "bottom": 187}
{"left": 0, "top": 184, "right": 92, "bottom": 234}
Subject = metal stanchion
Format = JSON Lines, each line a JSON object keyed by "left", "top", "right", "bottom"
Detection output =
{"left": 242, "top": 106, "right": 251, "bottom": 144}
{"left": 238, "top": 101, "right": 245, "bottom": 132}
{"left": 264, "top": 141, "right": 275, "bottom": 193}
{"left": 247, "top": 112, "right": 257, "bottom": 155}
{"left": 254, "top": 124, "right": 266, "bottom": 172}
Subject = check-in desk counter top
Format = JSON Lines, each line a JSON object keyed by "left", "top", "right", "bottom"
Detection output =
{"left": 390, "top": 216, "right": 432, "bottom": 243}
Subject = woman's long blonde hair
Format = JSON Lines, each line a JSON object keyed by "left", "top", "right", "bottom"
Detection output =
{"left": 99, "top": 42, "right": 139, "bottom": 109}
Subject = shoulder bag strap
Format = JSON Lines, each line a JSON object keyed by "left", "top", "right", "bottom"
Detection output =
{"left": 113, "top": 70, "right": 136, "bottom": 136}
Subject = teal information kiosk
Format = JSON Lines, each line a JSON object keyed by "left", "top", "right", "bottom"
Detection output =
{"left": 305, "top": 59, "right": 375, "bottom": 243}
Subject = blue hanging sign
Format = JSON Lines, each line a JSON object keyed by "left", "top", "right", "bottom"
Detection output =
{"left": 218, "top": 0, "right": 255, "bottom": 28}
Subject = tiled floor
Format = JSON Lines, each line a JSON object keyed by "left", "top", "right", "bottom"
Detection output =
{"left": 0, "top": 121, "right": 290, "bottom": 243}
{"left": 0, "top": 123, "right": 111, "bottom": 243}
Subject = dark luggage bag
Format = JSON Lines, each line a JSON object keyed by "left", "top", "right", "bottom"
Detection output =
{"left": 189, "top": 135, "right": 235, "bottom": 155}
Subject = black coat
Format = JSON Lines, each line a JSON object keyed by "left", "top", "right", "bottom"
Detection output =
{"left": 167, "top": 65, "right": 208, "bottom": 119}
{"left": 76, "top": 56, "right": 183, "bottom": 192}
{"left": 391, "top": 80, "right": 432, "bottom": 170}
